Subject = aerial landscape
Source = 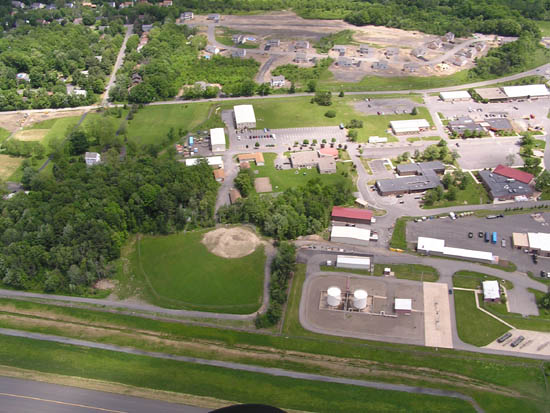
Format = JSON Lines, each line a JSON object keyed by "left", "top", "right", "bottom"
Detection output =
{"left": 1, "top": 0, "right": 550, "bottom": 412}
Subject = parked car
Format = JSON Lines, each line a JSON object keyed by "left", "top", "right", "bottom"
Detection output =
{"left": 497, "top": 332, "right": 512, "bottom": 343}
{"left": 448, "top": 289, "right": 453, "bottom": 295}
{"left": 478, "top": 231, "right": 484, "bottom": 238}
{"left": 510, "top": 336, "right": 525, "bottom": 347}
{"left": 541, "top": 270, "right": 548, "bottom": 278}
{"left": 533, "top": 254, "right": 538, "bottom": 264}
{"left": 501, "top": 239, "right": 506, "bottom": 247}
{"left": 468, "top": 232, "right": 473, "bottom": 238}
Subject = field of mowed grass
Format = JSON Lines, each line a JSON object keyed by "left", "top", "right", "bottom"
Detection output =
{"left": 0, "top": 127, "right": 10, "bottom": 143}
{"left": 80, "top": 109, "right": 128, "bottom": 132}
{"left": 126, "top": 103, "right": 212, "bottom": 146}
{"left": 454, "top": 290, "right": 510, "bottom": 347}
{"left": 248, "top": 153, "right": 352, "bottom": 192}
{"left": 220, "top": 96, "right": 432, "bottom": 142}
{"left": 130, "top": 231, "right": 265, "bottom": 313}
{"left": 453, "top": 271, "right": 513, "bottom": 290}
{"left": 26, "top": 116, "right": 80, "bottom": 146}
{"left": 423, "top": 180, "right": 490, "bottom": 209}
{"left": 536, "top": 20, "right": 550, "bottom": 36}
{"left": 373, "top": 263, "right": 439, "bottom": 282}
{"left": 0, "top": 154, "right": 24, "bottom": 180}
{"left": 0, "top": 335, "right": 477, "bottom": 413}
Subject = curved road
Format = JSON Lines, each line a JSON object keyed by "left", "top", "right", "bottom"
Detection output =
{"left": 0, "top": 328, "right": 484, "bottom": 413}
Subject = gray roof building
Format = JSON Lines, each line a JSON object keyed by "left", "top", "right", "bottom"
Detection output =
{"left": 478, "top": 170, "right": 533, "bottom": 200}
{"left": 396, "top": 161, "right": 445, "bottom": 176}
{"left": 294, "top": 52, "right": 308, "bottom": 63}
{"left": 484, "top": 118, "right": 513, "bottom": 131}
{"left": 448, "top": 116, "right": 485, "bottom": 135}
{"left": 295, "top": 40, "right": 310, "bottom": 49}
{"left": 412, "top": 47, "right": 427, "bottom": 58}
{"left": 377, "top": 161, "right": 444, "bottom": 195}
{"left": 385, "top": 47, "right": 399, "bottom": 56}
{"left": 232, "top": 49, "right": 246, "bottom": 58}
{"left": 403, "top": 62, "right": 419, "bottom": 72}
{"left": 371, "top": 61, "right": 388, "bottom": 70}
{"left": 359, "top": 44, "right": 373, "bottom": 54}
{"left": 337, "top": 57, "right": 355, "bottom": 67}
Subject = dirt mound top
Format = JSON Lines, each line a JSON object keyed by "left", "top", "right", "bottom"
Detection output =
{"left": 202, "top": 227, "right": 261, "bottom": 258}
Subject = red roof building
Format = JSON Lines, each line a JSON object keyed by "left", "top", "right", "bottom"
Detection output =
{"left": 331, "top": 206, "right": 373, "bottom": 225}
{"left": 319, "top": 148, "right": 339, "bottom": 158}
{"left": 493, "top": 165, "right": 534, "bottom": 184}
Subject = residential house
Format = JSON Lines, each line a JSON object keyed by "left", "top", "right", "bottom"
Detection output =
{"left": 207, "top": 13, "right": 220, "bottom": 21}
{"left": 385, "top": 47, "right": 399, "bottom": 57}
{"left": 16, "top": 73, "right": 30, "bottom": 82}
{"left": 451, "top": 55, "right": 467, "bottom": 66}
{"left": 181, "top": 11, "right": 193, "bottom": 20}
{"left": 270, "top": 75, "right": 285, "bottom": 88}
{"left": 403, "top": 63, "right": 419, "bottom": 73}
{"left": 142, "top": 24, "right": 153, "bottom": 32}
{"left": 332, "top": 45, "right": 347, "bottom": 56}
{"left": 371, "top": 61, "right": 388, "bottom": 70}
{"left": 443, "top": 32, "right": 455, "bottom": 43}
{"left": 205, "top": 45, "right": 220, "bottom": 55}
{"left": 213, "top": 168, "right": 225, "bottom": 182}
{"left": 427, "top": 39, "right": 442, "bottom": 49}
{"left": 232, "top": 49, "right": 246, "bottom": 58}
{"left": 85, "top": 152, "right": 101, "bottom": 166}
{"left": 358, "top": 44, "right": 373, "bottom": 55}
{"left": 295, "top": 40, "right": 310, "bottom": 49}
{"left": 71, "top": 89, "right": 87, "bottom": 97}
{"left": 411, "top": 47, "right": 427, "bottom": 58}
{"left": 337, "top": 57, "right": 356, "bottom": 68}
{"left": 159, "top": 0, "right": 173, "bottom": 6}
{"left": 266, "top": 39, "right": 280, "bottom": 47}
{"left": 46, "top": 4, "right": 56, "bottom": 10}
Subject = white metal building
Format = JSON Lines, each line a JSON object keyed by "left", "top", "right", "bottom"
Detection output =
{"left": 527, "top": 232, "right": 550, "bottom": 256}
{"left": 210, "top": 128, "right": 226, "bottom": 153}
{"left": 482, "top": 280, "right": 500, "bottom": 302}
{"left": 185, "top": 156, "right": 223, "bottom": 169}
{"left": 330, "top": 226, "right": 371, "bottom": 246}
{"left": 502, "top": 84, "right": 550, "bottom": 99}
{"left": 336, "top": 255, "right": 371, "bottom": 270}
{"left": 368, "top": 136, "right": 388, "bottom": 143}
{"left": 234, "top": 104, "right": 256, "bottom": 129}
{"left": 390, "top": 119, "right": 430, "bottom": 135}
{"left": 417, "top": 237, "right": 496, "bottom": 264}
{"left": 394, "top": 298, "right": 412, "bottom": 314}
{"left": 439, "top": 91, "right": 471, "bottom": 101}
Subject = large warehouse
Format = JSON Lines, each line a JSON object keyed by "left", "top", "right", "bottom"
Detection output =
{"left": 439, "top": 91, "right": 471, "bottom": 101}
{"left": 390, "top": 119, "right": 430, "bottom": 135}
{"left": 330, "top": 226, "right": 371, "bottom": 246}
{"left": 331, "top": 206, "right": 373, "bottom": 225}
{"left": 234, "top": 104, "right": 257, "bottom": 129}
{"left": 474, "top": 84, "right": 550, "bottom": 102}
{"left": 336, "top": 255, "right": 371, "bottom": 271}
{"left": 417, "top": 237, "right": 496, "bottom": 264}
{"left": 210, "top": 128, "right": 226, "bottom": 153}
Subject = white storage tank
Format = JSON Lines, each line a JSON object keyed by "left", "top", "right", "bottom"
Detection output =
{"left": 353, "top": 289, "right": 368, "bottom": 310}
{"left": 327, "top": 287, "right": 341, "bottom": 307}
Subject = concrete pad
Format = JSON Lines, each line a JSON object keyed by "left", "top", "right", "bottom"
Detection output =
{"left": 506, "top": 287, "right": 540, "bottom": 317}
{"left": 484, "top": 329, "right": 550, "bottom": 356}
{"left": 423, "top": 282, "right": 453, "bottom": 348}
{"left": 254, "top": 177, "right": 272, "bottom": 193}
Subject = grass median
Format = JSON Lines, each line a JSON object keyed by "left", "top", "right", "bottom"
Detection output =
{"left": 373, "top": 263, "right": 439, "bottom": 282}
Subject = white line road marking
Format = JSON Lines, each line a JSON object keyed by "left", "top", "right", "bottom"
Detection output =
{"left": 0, "top": 392, "right": 128, "bottom": 412}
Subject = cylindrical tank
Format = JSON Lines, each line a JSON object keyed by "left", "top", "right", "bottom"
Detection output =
{"left": 327, "top": 286, "right": 341, "bottom": 307}
{"left": 353, "top": 289, "right": 368, "bottom": 310}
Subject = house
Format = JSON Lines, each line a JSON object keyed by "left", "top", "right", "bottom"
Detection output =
{"left": 232, "top": 49, "right": 246, "bottom": 58}
{"left": 290, "top": 151, "right": 318, "bottom": 168}
{"left": 443, "top": 32, "right": 455, "bottom": 43}
{"left": 270, "top": 75, "right": 285, "bottom": 88}
{"left": 332, "top": 45, "right": 347, "bottom": 55}
{"left": 16, "top": 73, "right": 30, "bottom": 82}
{"left": 210, "top": 128, "right": 226, "bottom": 153}
{"left": 427, "top": 39, "right": 442, "bottom": 49}
{"left": 439, "top": 91, "right": 471, "bottom": 101}
{"left": 205, "top": 45, "right": 220, "bottom": 54}
{"left": 31, "top": 2, "right": 45, "bottom": 9}
{"left": 234, "top": 105, "right": 256, "bottom": 129}
{"left": 85, "top": 152, "right": 101, "bottom": 166}
{"left": 394, "top": 298, "right": 412, "bottom": 315}
{"left": 142, "top": 24, "right": 153, "bottom": 32}
{"left": 181, "top": 11, "right": 194, "bottom": 20}
{"left": 207, "top": 13, "right": 220, "bottom": 21}
{"left": 482, "top": 281, "right": 500, "bottom": 302}
{"left": 318, "top": 147, "right": 338, "bottom": 158}
{"left": 159, "top": 0, "right": 173, "bottom": 6}
{"left": 66, "top": 2, "right": 75, "bottom": 7}
{"left": 358, "top": 44, "right": 373, "bottom": 55}
{"left": 478, "top": 169, "right": 534, "bottom": 201}
{"left": 232, "top": 34, "right": 246, "bottom": 44}
{"left": 330, "top": 226, "right": 371, "bottom": 246}
{"left": 390, "top": 119, "right": 430, "bottom": 135}
{"left": 371, "top": 61, "right": 388, "bottom": 70}
{"left": 213, "top": 168, "right": 225, "bottom": 182}
{"left": 318, "top": 157, "right": 336, "bottom": 174}
{"left": 238, "top": 153, "right": 264, "bottom": 166}
{"left": 403, "top": 63, "right": 419, "bottom": 73}
{"left": 295, "top": 40, "right": 310, "bottom": 49}
{"left": 82, "top": 2, "right": 96, "bottom": 8}
{"left": 451, "top": 55, "right": 468, "bottom": 66}
{"left": 385, "top": 47, "right": 399, "bottom": 57}
{"left": 337, "top": 57, "right": 356, "bottom": 68}
{"left": 294, "top": 52, "right": 309, "bottom": 63}
{"left": 119, "top": 2, "right": 133, "bottom": 8}
{"left": 71, "top": 89, "right": 87, "bottom": 97}
{"left": 331, "top": 206, "right": 373, "bottom": 225}
{"left": 448, "top": 116, "right": 485, "bottom": 136}
{"left": 131, "top": 73, "right": 142, "bottom": 84}
{"left": 229, "top": 188, "right": 242, "bottom": 204}
{"left": 266, "top": 39, "right": 280, "bottom": 47}
{"left": 411, "top": 47, "right": 427, "bottom": 58}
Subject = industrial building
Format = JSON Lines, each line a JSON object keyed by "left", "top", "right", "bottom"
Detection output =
{"left": 417, "top": 236, "right": 496, "bottom": 264}
{"left": 474, "top": 84, "right": 550, "bottom": 102}
{"left": 478, "top": 167, "right": 534, "bottom": 201}
{"left": 482, "top": 280, "right": 500, "bottom": 302}
{"left": 209, "top": 128, "right": 226, "bottom": 153}
{"left": 336, "top": 255, "right": 371, "bottom": 271}
{"left": 318, "top": 156, "right": 336, "bottom": 174}
{"left": 475, "top": 87, "right": 507, "bottom": 102}
{"left": 390, "top": 119, "right": 430, "bottom": 135}
{"left": 330, "top": 226, "right": 371, "bottom": 246}
{"left": 377, "top": 162, "right": 444, "bottom": 196}
{"left": 439, "top": 91, "right": 471, "bottom": 101}
{"left": 331, "top": 206, "right": 373, "bottom": 225}
{"left": 184, "top": 156, "right": 223, "bottom": 169}
{"left": 513, "top": 232, "right": 550, "bottom": 256}
{"left": 394, "top": 298, "right": 412, "bottom": 315}
{"left": 234, "top": 105, "right": 256, "bottom": 129}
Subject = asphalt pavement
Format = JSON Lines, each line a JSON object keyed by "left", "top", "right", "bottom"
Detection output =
{"left": 0, "top": 376, "right": 206, "bottom": 413}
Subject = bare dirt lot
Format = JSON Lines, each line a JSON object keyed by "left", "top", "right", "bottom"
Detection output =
{"left": 0, "top": 109, "right": 86, "bottom": 133}
{"left": 12, "top": 129, "right": 49, "bottom": 141}
{"left": 254, "top": 177, "right": 272, "bottom": 193}
{"left": 202, "top": 227, "right": 261, "bottom": 258}
{"left": 0, "top": 155, "right": 23, "bottom": 179}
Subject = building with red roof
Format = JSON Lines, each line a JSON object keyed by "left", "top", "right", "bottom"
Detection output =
{"left": 318, "top": 148, "right": 339, "bottom": 158}
{"left": 493, "top": 165, "right": 534, "bottom": 184}
{"left": 331, "top": 206, "right": 373, "bottom": 225}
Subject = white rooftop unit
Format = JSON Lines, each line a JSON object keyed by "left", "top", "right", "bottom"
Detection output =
{"left": 394, "top": 298, "right": 412, "bottom": 311}
{"left": 527, "top": 232, "right": 550, "bottom": 252}
{"left": 210, "top": 128, "right": 226, "bottom": 152}
{"left": 353, "top": 289, "right": 368, "bottom": 310}
{"left": 327, "top": 287, "right": 341, "bottom": 307}
{"left": 482, "top": 280, "right": 500, "bottom": 300}
{"left": 502, "top": 84, "right": 550, "bottom": 99}
{"left": 336, "top": 255, "right": 371, "bottom": 270}
{"left": 390, "top": 119, "right": 430, "bottom": 134}
{"left": 234, "top": 104, "right": 256, "bottom": 128}
{"left": 439, "top": 91, "right": 471, "bottom": 101}
{"left": 331, "top": 226, "right": 371, "bottom": 246}
{"left": 185, "top": 156, "right": 223, "bottom": 168}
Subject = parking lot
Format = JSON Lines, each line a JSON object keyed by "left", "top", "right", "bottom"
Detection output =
{"left": 484, "top": 329, "right": 550, "bottom": 356}
{"left": 407, "top": 213, "right": 550, "bottom": 272}
{"left": 354, "top": 98, "right": 417, "bottom": 116}
{"left": 456, "top": 138, "right": 523, "bottom": 169}
{"left": 368, "top": 159, "right": 394, "bottom": 178}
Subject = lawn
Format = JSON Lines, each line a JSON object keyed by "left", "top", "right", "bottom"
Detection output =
{"left": 220, "top": 96, "right": 433, "bottom": 143}
{"left": 454, "top": 290, "right": 510, "bottom": 347}
{"left": 0, "top": 335, "right": 476, "bottom": 413}
{"left": 423, "top": 179, "right": 490, "bottom": 209}
{"left": 407, "top": 136, "right": 441, "bottom": 143}
{"left": 123, "top": 230, "right": 266, "bottom": 313}
{"left": 0, "top": 127, "right": 11, "bottom": 143}
{"left": 453, "top": 271, "right": 513, "bottom": 290}
{"left": 26, "top": 116, "right": 80, "bottom": 147}
{"left": 126, "top": 103, "right": 212, "bottom": 146}
{"left": 373, "top": 263, "right": 439, "bottom": 282}
{"left": 389, "top": 217, "right": 410, "bottom": 250}
{"left": 314, "top": 30, "right": 357, "bottom": 53}
{"left": 247, "top": 152, "right": 352, "bottom": 192}
{"left": 80, "top": 109, "right": 128, "bottom": 134}
{"left": 0, "top": 154, "right": 24, "bottom": 180}
{"left": 319, "top": 265, "right": 374, "bottom": 276}
{"left": 215, "top": 26, "right": 259, "bottom": 48}
{"left": 536, "top": 20, "right": 550, "bottom": 36}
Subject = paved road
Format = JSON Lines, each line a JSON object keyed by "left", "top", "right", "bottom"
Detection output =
{"left": 0, "top": 328, "right": 483, "bottom": 413}
{"left": 256, "top": 56, "right": 277, "bottom": 83}
{"left": 103, "top": 25, "right": 133, "bottom": 106}
{"left": 0, "top": 376, "right": 205, "bottom": 413}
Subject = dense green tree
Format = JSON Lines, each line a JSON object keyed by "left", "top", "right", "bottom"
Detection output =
{"left": 69, "top": 130, "right": 89, "bottom": 155}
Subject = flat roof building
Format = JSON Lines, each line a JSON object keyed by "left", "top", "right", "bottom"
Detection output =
{"left": 331, "top": 206, "right": 373, "bottom": 225}
{"left": 290, "top": 151, "right": 318, "bottom": 168}
{"left": 213, "top": 168, "right": 225, "bottom": 182}
{"left": 372, "top": 61, "right": 388, "bottom": 70}
{"left": 210, "top": 128, "right": 226, "bottom": 152}
{"left": 502, "top": 84, "right": 550, "bottom": 99}
{"left": 483, "top": 118, "right": 514, "bottom": 131}
{"left": 396, "top": 161, "right": 445, "bottom": 176}
{"left": 85, "top": 152, "right": 101, "bottom": 166}
{"left": 336, "top": 255, "right": 371, "bottom": 270}
{"left": 390, "top": 119, "right": 430, "bottom": 135}
{"left": 482, "top": 280, "right": 500, "bottom": 302}
{"left": 478, "top": 169, "right": 533, "bottom": 201}
{"left": 475, "top": 88, "right": 507, "bottom": 102}
{"left": 448, "top": 116, "right": 485, "bottom": 136}
{"left": 184, "top": 156, "right": 223, "bottom": 169}
{"left": 376, "top": 174, "right": 440, "bottom": 196}
{"left": 394, "top": 298, "right": 412, "bottom": 315}
{"left": 417, "top": 236, "right": 496, "bottom": 264}
{"left": 331, "top": 226, "right": 371, "bottom": 246}
{"left": 439, "top": 91, "right": 471, "bottom": 101}
{"left": 512, "top": 232, "right": 529, "bottom": 250}
{"left": 527, "top": 232, "right": 550, "bottom": 256}
{"left": 318, "top": 156, "right": 336, "bottom": 174}
{"left": 234, "top": 104, "right": 256, "bottom": 129}
{"left": 238, "top": 153, "right": 264, "bottom": 166}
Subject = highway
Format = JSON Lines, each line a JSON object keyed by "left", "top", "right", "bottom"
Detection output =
{"left": 0, "top": 376, "right": 206, "bottom": 413}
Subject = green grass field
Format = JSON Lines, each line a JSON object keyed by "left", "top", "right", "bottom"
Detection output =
{"left": 126, "top": 103, "right": 212, "bottom": 146}
{"left": 423, "top": 180, "right": 490, "bottom": 209}
{"left": 0, "top": 127, "right": 10, "bottom": 143}
{"left": 389, "top": 217, "right": 410, "bottom": 250}
{"left": 122, "top": 230, "right": 265, "bottom": 313}
{"left": 247, "top": 153, "right": 352, "bottom": 192}
{"left": 373, "top": 263, "right": 439, "bottom": 282}
{"left": 454, "top": 290, "right": 510, "bottom": 347}
{"left": 453, "top": 271, "right": 513, "bottom": 290}
{"left": 319, "top": 265, "right": 374, "bottom": 276}
{"left": 536, "top": 20, "right": 550, "bottom": 36}
{"left": 80, "top": 109, "right": 128, "bottom": 133}
{"left": 25, "top": 115, "right": 80, "bottom": 147}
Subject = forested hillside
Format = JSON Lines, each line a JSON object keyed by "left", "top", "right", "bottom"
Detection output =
{"left": 0, "top": 23, "right": 124, "bottom": 110}
{"left": 0, "top": 155, "right": 218, "bottom": 293}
